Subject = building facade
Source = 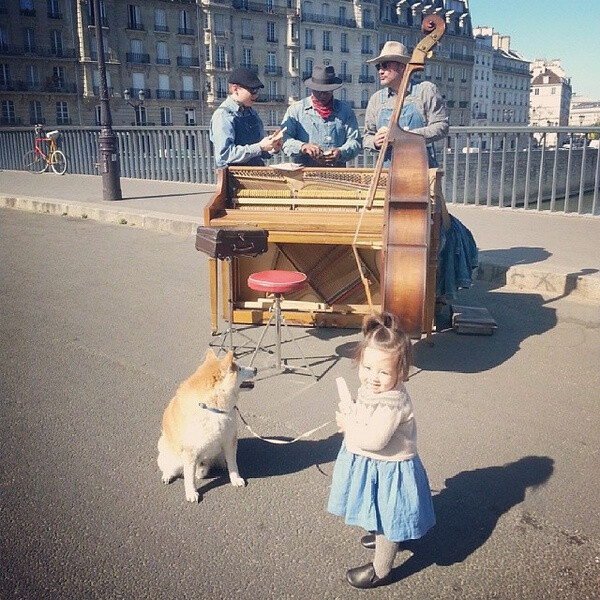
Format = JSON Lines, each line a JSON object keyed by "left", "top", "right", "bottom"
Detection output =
{"left": 1, "top": 0, "right": 536, "bottom": 132}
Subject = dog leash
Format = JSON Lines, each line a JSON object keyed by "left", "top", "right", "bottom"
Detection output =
{"left": 235, "top": 407, "right": 334, "bottom": 445}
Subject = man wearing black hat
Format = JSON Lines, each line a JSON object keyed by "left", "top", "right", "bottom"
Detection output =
{"left": 280, "top": 65, "right": 361, "bottom": 167}
{"left": 210, "top": 67, "right": 282, "bottom": 168}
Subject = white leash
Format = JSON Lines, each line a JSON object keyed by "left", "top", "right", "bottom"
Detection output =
{"left": 235, "top": 406, "right": 334, "bottom": 445}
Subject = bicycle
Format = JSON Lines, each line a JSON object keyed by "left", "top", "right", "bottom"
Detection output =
{"left": 22, "top": 124, "right": 68, "bottom": 175}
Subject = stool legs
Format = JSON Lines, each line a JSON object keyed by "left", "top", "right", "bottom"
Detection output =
{"left": 248, "top": 293, "right": 316, "bottom": 380}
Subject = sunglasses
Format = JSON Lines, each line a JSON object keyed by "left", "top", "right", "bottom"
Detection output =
{"left": 375, "top": 61, "right": 395, "bottom": 70}
{"left": 243, "top": 86, "right": 261, "bottom": 95}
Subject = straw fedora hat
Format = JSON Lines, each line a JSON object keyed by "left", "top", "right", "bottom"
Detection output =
{"left": 366, "top": 41, "right": 411, "bottom": 65}
{"left": 304, "top": 65, "right": 343, "bottom": 91}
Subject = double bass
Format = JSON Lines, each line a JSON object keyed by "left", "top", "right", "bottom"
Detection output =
{"left": 356, "top": 15, "right": 446, "bottom": 338}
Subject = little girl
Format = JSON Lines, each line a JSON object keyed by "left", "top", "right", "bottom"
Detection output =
{"left": 327, "top": 312, "right": 435, "bottom": 589}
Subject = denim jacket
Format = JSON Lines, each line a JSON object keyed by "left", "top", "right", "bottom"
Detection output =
{"left": 281, "top": 97, "right": 362, "bottom": 167}
{"left": 209, "top": 96, "right": 268, "bottom": 168}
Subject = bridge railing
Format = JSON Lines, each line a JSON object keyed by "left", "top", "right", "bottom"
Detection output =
{"left": 1, "top": 125, "right": 598, "bottom": 215}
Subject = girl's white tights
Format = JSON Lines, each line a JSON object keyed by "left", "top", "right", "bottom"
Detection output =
{"left": 373, "top": 534, "right": 398, "bottom": 577}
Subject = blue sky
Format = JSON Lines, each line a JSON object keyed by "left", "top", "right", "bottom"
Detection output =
{"left": 470, "top": 0, "right": 600, "bottom": 100}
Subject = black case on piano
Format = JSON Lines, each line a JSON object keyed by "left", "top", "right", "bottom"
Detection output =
{"left": 195, "top": 226, "right": 268, "bottom": 260}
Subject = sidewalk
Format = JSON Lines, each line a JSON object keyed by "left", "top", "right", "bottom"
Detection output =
{"left": 1, "top": 170, "right": 599, "bottom": 303}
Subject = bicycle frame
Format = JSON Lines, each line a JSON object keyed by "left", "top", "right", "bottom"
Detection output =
{"left": 33, "top": 135, "right": 57, "bottom": 163}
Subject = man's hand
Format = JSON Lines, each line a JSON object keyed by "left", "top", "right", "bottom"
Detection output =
{"left": 300, "top": 142, "right": 323, "bottom": 159}
{"left": 374, "top": 126, "right": 388, "bottom": 150}
{"left": 320, "top": 148, "right": 341, "bottom": 163}
{"left": 259, "top": 134, "right": 281, "bottom": 153}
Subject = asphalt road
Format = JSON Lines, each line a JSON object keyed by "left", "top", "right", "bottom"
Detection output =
{"left": 1, "top": 208, "right": 599, "bottom": 600}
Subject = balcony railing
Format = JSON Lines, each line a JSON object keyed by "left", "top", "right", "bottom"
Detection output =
{"left": 156, "top": 89, "right": 176, "bottom": 100}
{"left": 178, "top": 27, "right": 194, "bottom": 35}
{"left": 180, "top": 90, "right": 199, "bottom": 100}
{"left": 126, "top": 53, "right": 150, "bottom": 64}
{"left": 264, "top": 65, "right": 283, "bottom": 76}
{"left": 127, "top": 22, "right": 145, "bottom": 31}
{"left": 358, "top": 75, "right": 375, "bottom": 83}
{"left": 242, "top": 63, "right": 259, "bottom": 73}
{"left": 177, "top": 56, "right": 200, "bottom": 67}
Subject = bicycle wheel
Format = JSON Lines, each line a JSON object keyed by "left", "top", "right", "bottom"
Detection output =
{"left": 50, "top": 150, "right": 67, "bottom": 175}
{"left": 23, "top": 150, "right": 48, "bottom": 173}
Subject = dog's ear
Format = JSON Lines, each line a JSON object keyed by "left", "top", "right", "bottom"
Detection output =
{"left": 204, "top": 348, "right": 217, "bottom": 361}
{"left": 220, "top": 350, "right": 234, "bottom": 371}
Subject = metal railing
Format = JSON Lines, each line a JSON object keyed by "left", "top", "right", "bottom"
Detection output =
{"left": 0, "top": 125, "right": 598, "bottom": 215}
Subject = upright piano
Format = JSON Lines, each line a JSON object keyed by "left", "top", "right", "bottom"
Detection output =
{"left": 203, "top": 165, "right": 441, "bottom": 339}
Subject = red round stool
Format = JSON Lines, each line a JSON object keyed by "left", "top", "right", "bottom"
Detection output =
{"left": 247, "top": 271, "right": 315, "bottom": 378}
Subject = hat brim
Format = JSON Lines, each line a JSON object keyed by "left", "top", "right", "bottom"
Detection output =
{"left": 304, "top": 77, "right": 343, "bottom": 91}
{"left": 366, "top": 54, "right": 410, "bottom": 65}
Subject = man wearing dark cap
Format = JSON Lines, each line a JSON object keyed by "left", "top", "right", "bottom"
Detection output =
{"left": 280, "top": 65, "right": 361, "bottom": 167}
{"left": 210, "top": 67, "right": 282, "bottom": 168}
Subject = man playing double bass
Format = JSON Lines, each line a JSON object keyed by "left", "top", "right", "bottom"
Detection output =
{"left": 363, "top": 41, "right": 478, "bottom": 327}
{"left": 363, "top": 41, "right": 448, "bottom": 167}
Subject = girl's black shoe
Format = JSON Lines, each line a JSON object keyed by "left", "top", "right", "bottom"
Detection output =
{"left": 346, "top": 563, "right": 389, "bottom": 589}
{"left": 360, "top": 534, "right": 376, "bottom": 549}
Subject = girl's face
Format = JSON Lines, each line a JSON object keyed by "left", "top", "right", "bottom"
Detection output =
{"left": 358, "top": 345, "right": 399, "bottom": 394}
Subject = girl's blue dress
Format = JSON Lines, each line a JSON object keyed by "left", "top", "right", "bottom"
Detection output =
{"left": 327, "top": 441, "right": 436, "bottom": 542}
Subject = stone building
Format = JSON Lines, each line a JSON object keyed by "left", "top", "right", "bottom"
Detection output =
{"left": 1, "top": 0, "right": 478, "bottom": 128}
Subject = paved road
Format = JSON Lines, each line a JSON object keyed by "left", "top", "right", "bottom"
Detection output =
{"left": 1, "top": 209, "right": 599, "bottom": 599}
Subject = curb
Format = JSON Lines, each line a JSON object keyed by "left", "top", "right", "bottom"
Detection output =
{"left": 2, "top": 194, "right": 599, "bottom": 305}
{"left": 1, "top": 194, "right": 199, "bottom": 236}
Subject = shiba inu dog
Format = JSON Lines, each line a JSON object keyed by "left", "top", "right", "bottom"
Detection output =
{"left": 157, "top": 349, "right": 256, "bottom": 502}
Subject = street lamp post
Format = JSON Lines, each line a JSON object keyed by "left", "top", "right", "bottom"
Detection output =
{"left": 93, "top": 0, "right": 121, "bottom": 200}
{"left": 123, "top": 88, "right": 145, "bottom": 125}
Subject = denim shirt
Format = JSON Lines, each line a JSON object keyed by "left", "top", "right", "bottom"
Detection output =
{"left": 281, "top": 97, "right": 362, "bottom": 167}
{"left": 209, "top": 96, "right": 268, "bottom": 168}
{"left": 364, "top": 82, "right": 448, "bottom": 168}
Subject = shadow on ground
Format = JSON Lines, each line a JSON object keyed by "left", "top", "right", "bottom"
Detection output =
{"left": 388, "top": 455, "right": 555, "bottom": 583}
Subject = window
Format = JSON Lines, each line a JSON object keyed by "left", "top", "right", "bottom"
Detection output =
{"left": 214, "top": 13, "right": 227, "bottom": 36}
{"left": 95, "top": 105, "right": 101, "bottom": 125}
{"left": 341, "top": 33, "right": 348, "bottom": 53}
{"left": 305, "top": 57, "right": 313, "bottom": 78}
{"left": 268, "top": 80, "right": 278, "bottom": 99}
{"left": 323, "top": 31, "right": 331, "bottom": 51}
{"left": 48, "top": 0, "right": 61, "bottom": 18}
{"left": 216, "top": 76, "right": 227, "bottom": 99}
{"left": 241, "top": 19, "right": 252, "bottom": 39}
{"left": 24, "top": 28, "right": 35, "bottom": 52}
{"left": 158, "top": 74, "right": 170, "bottom": 91}
{"left": 160, "top": 107, "right": 172, "bottom": 126}
{"left": 340, "top": 88, "right": 347, "bottom": 102}
{"left": 134, "top": 105, "right": 146, "bottom": 125}
{"left": 56, "top": 100, "right": 69, "bottom": 125}
{"left": 305, "top": 29, "right": 314, "bottom": 49}
{"left": 1, "top": 100, "right": 15, "bottom": 124}
{"left": 267, "top": 22, "right": 276, "bottom": 42}
{"left": 29, "top": 100, "right": 42, "bottom": 123}
{"left": 52, "top": 66, "right": 65, "bottom": 89}
{"left": 157, "top": 41, "right": 168, "bottom": 64}
{"left": 339, "top": 6, "right": 346, "bottom": 23}
{"left": 179, "top": 10, "right": 192, "bottom": 34}
{"left": 267, "top": 51, "right": 276, "bottom": 68}
{"left": 154, "top": 8, "right": 167, "bottom": 31}
{"left": 0, "top": 63, "right": 9, "bottom": 86}
{"left": 50, "top": 30, "right": 63, "bottom": 56}
{"left": 128, "top": 5, "right": 142, "bottom": 29}
{"left": 184, "top": 108, "right": 196, "bottom": 126}
{"left": 243, "top": 48, "right": 252, "bottom": 68}
{"left": 268, "top": 109, "right": 278, "bottom": 127}
{"left": 26, "top": 64, "right": 39, "bottom": 88}
{"left": 361, "top": 35, "right": 371, "bottom": 54}
{"left": 215, "top": 45, "right": 226, "bottom": 68}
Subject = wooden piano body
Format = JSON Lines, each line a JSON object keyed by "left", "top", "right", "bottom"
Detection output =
{"left": 203, "top": 165, "right": 441, "bottom": 338}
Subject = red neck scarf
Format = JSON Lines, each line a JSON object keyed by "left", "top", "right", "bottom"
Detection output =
{"left": 311, "top": 94, "right": 334, "bottom": 119}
